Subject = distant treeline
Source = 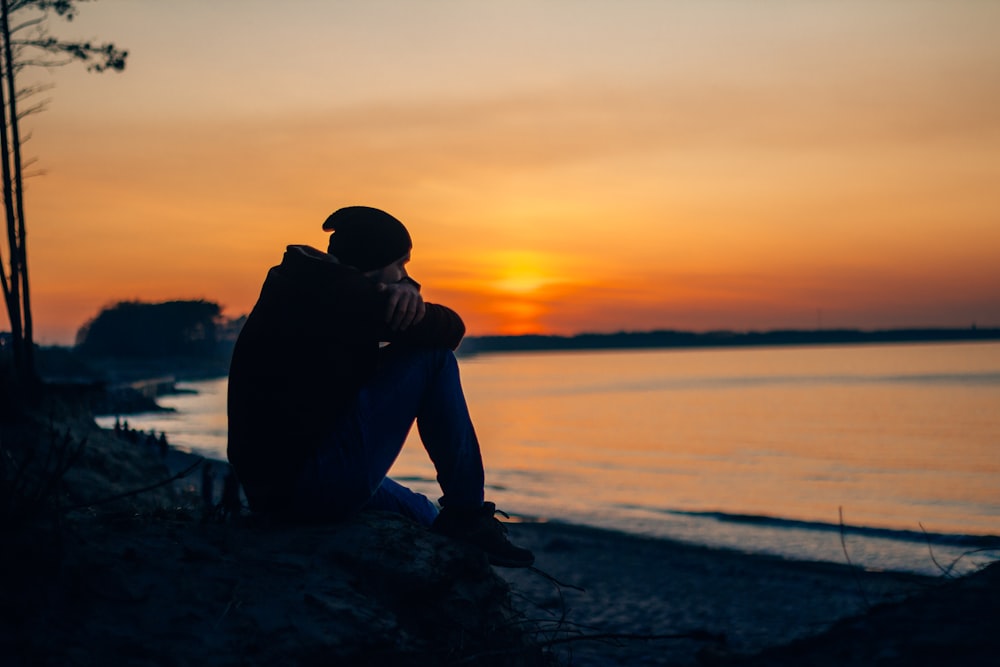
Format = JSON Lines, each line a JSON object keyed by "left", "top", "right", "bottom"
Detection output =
{"left": 56, "top": 300, "right": 246, "bottom": 382}
{"left": 76, "top": 300, "right": 227, "bottom": 359}
{"left": 43, "top": 298, "right": 1000, "bottom": 371}
{"left": 457, "top": 327, "right": 1000, "bottom": 356}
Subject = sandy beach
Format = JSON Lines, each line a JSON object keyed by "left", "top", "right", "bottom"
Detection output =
{"left": 169, "top": 448, "right": 992, "bottom": 666}
{"left": 3, "top": 416, "right": 996, "bottom": 666}
{"left": 496, "top": 520, "right": 939, "bottom": 666}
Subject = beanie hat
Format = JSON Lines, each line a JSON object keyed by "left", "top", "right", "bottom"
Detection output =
{"left": 322, "top": 206, "right": 412, "bottom": 272}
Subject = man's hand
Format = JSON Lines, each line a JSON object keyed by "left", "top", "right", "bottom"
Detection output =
{"left": 379, "top": 280, "right": 426, "bottom": 331}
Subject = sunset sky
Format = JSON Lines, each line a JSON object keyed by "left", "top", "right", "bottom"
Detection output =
{"left": 12, "top": 0, "right": 1000, "bottom": 344}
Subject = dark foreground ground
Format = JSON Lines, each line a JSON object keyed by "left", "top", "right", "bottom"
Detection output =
{"left": 2, "top": 401, "right": 996, "bottom": 666}
{"left": 500, "top": 521, "right": 997, "bottom": 665}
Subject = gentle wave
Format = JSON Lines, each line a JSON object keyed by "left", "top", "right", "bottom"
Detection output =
{"left": 551, "top": 371, "right": 1000, "bottom": 396}
{"left": 662, "top": 509, "right": 1000, "bottom": 549}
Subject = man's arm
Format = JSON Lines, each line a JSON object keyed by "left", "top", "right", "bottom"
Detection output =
{"left": 376, "top": 278, "right": 465, "bottom": 350}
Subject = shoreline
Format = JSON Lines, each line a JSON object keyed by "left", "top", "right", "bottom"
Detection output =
{"left": 7, "top": 383, "right": 995, "bottom": 665}
{"left": 72, "top": 430, "right": 997, "bottom": 667}
{"left": 105, "top": 340, "right": 999, "bottom": 582}
{"left": 497, "top": 519, "right": 986, "bottom": 665}
{"left": 162, "top": 444, "right": 997, "bottom": 579}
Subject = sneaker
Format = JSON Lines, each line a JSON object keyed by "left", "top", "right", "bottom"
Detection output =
{"left": 432, "top": 501, "right": 535, "bottom": 568}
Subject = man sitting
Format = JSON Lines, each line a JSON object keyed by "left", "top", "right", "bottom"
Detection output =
{"left": 227, "top": 206, "right": 533, "bottom": 567}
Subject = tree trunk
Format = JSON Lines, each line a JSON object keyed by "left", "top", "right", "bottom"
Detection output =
{"left": 0, "top": 0, "right": 29, "bottom": 388}
{"left": 2, "top": 0, "right": 34, "bottom": 385}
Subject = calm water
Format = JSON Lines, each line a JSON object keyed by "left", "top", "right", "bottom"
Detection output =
{"left": 98, "top": 341, "right": 1000, "bottom": 575}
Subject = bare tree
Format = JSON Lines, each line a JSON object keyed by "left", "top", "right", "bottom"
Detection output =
{"left": 0, "top": 0, "right": 126, "bottom": 392}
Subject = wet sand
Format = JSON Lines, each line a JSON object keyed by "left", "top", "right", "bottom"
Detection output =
{"left": 499, "top": 520, "right": 941, "bottom": 666}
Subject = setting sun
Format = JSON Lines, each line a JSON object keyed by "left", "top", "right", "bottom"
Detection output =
{"left": 490, "top": 251, "right": 557, "bottom": 296}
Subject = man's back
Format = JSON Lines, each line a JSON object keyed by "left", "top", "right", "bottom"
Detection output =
{"left": 227, "top": 244, "right": 464, "bottom": 513}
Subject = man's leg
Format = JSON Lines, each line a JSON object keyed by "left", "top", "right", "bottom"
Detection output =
{"left": 293, "top": 345, "right": 534, "bottom": 567}
{"left": 363, "top": 477, "right": 439, "bottom": 527}
{"left": 292, "top": 346, "right": 484, "bottom": 523}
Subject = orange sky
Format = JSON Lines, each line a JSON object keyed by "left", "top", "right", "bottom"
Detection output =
{"left": 8, "top": 0, "right": 1000, "bottom": 343}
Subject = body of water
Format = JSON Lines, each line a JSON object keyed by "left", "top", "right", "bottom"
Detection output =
{"left": 97, "top": 341, "right": 1000, "bottom": 575}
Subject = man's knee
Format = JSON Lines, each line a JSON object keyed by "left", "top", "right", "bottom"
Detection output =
{"left": 381, "top": 344, "right": 456, "bottom": 372}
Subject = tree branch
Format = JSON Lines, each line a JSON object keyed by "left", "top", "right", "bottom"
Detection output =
{"left": 66, "top": 457, "right": 205, "bottom": 511}
{"left": 13, "top": 37, "right": 127, "bottom": 71}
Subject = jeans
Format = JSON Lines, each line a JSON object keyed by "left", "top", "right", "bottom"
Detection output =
{"left": 291, "top": 346, "right": 485, "bottom": 527}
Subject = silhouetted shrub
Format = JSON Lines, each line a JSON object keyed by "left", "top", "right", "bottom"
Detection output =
{"left": 76, "top": 300, "right": 223, "bottom": 359}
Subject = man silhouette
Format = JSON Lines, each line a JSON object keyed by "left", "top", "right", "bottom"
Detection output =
{"left": 227, "top": 206, "right": 533, "bottom": 567}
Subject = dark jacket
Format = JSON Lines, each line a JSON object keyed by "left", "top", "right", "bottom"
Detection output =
{"left": 227, "top": 245, "right": 465, "bottom": 512}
